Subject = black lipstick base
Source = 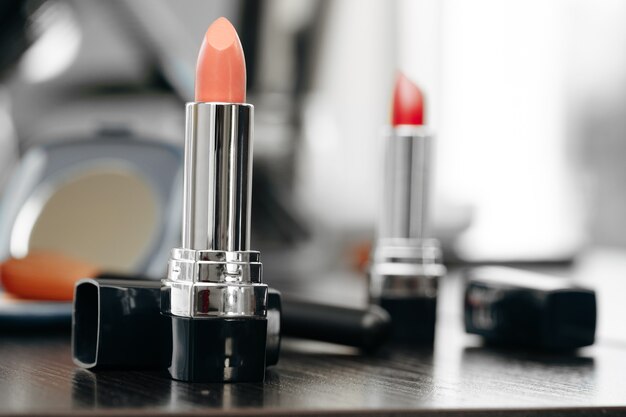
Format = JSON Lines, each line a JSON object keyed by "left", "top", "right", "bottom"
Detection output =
{"left": 379, "top": 296, "right": 437, "bottom": 345}
{"left": 168, "top": 316, "right": 268, "bottom": 383}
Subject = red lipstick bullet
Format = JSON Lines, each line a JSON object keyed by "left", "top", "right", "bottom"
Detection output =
{"left": 392, "top": 71, "right": 425, "bottom": 126}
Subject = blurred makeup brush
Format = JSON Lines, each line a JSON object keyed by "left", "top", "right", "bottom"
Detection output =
{"left": 1, "top": 252, "right": 103, "bottom": 301}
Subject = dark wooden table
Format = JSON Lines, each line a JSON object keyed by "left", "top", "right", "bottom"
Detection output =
{"left": 1, "top": 248, "right": 625, "bottom": 416}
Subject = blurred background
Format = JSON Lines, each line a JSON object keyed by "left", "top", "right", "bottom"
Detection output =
{"left": 0, "top": 0, "right": 623, "bottom": 296}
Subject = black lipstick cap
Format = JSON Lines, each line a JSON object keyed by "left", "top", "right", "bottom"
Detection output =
{"left": 72, "top": 277, "right": 168, "bottom": 370}
{"left": 281, "top": 299, "right": 391, "bottom": 352}
{"left": 464, "top": 267, "right": 596, "bottom": 350}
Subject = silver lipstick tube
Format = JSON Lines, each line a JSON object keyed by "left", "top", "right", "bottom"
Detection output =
{"left": 379, "top": 126, "right": 432, "bottom": 240}
{"left": 161, "top": 103, "right": 269, "bottom": 382}
{"left": 181, "top": 103, "right": 252, "bottom": 252}
{"left": 369, "top": 126, "right": 446, "bottom": 344}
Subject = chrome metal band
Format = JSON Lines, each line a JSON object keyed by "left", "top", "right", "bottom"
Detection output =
{"left": 164, "top": 248, "right": 267, "bottom": 318}
{"left": 373, "top": 238, "right": 442, "bottom": 264}
{"left": 369, "top": 239, "right": 445, "bottom": 299}
{"left": 162, "top": 281, "right": 267, "bottom": 317}
{"left": 379, "top": 126, "right": 432, "bottom": 241}
{"left": 182, "top": 102, "right": 254, "bottom": 252}
{"left": 168, "top": 249, "right": 262, "bottom": 283}
{"left": 170, "top": 248, "right": 260, "bottom": 263}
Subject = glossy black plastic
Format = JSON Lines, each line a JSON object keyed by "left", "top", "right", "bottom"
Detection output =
{"left": 266, "top": 289, "right": 281, "bottom": 366}
{"left": 379, "top": 296, "right": 437, "bottom": 345}
{"left": 464, "top": 269, "right": 596, "bottom": 350}
{"left": 72, "top": 278, "right": 282, "bottom": 372}
{"left": 72, "top": 277, "right": 168, "bottom": 369}
{"left": 167, "top": 316, "right": 268, "bottom": 383}
{"left": 281, "top": 299, "right": 391, "bottom": 352}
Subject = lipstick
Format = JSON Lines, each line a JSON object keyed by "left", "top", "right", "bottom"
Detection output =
{"left": 368, "top": 72, "right": 446, "bottom": 344}
{"left": 161, "top": 18, "right": 270, "bottom": 382}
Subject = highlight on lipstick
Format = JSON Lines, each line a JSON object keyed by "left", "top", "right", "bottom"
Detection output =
{"left": 392, "top": 72, "right": 424, "bottom": 126}
{"left": 195, "top": 17, "right": 246, "bottom": 103}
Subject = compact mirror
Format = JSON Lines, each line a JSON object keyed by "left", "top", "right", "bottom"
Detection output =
{"left": 0, "top": 135, "right": 182, "bottom": 277}
{"left": 13, "top": 168, "right": 159, "bottom": 272}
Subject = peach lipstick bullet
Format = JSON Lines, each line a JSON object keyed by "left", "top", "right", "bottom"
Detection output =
{"left": 195, "top": 17, "right": 246, "bottom": 103}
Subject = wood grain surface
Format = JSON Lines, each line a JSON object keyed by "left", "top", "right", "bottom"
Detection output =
{"left": 1, "top": 251, "right": 626, "bottom": 416}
